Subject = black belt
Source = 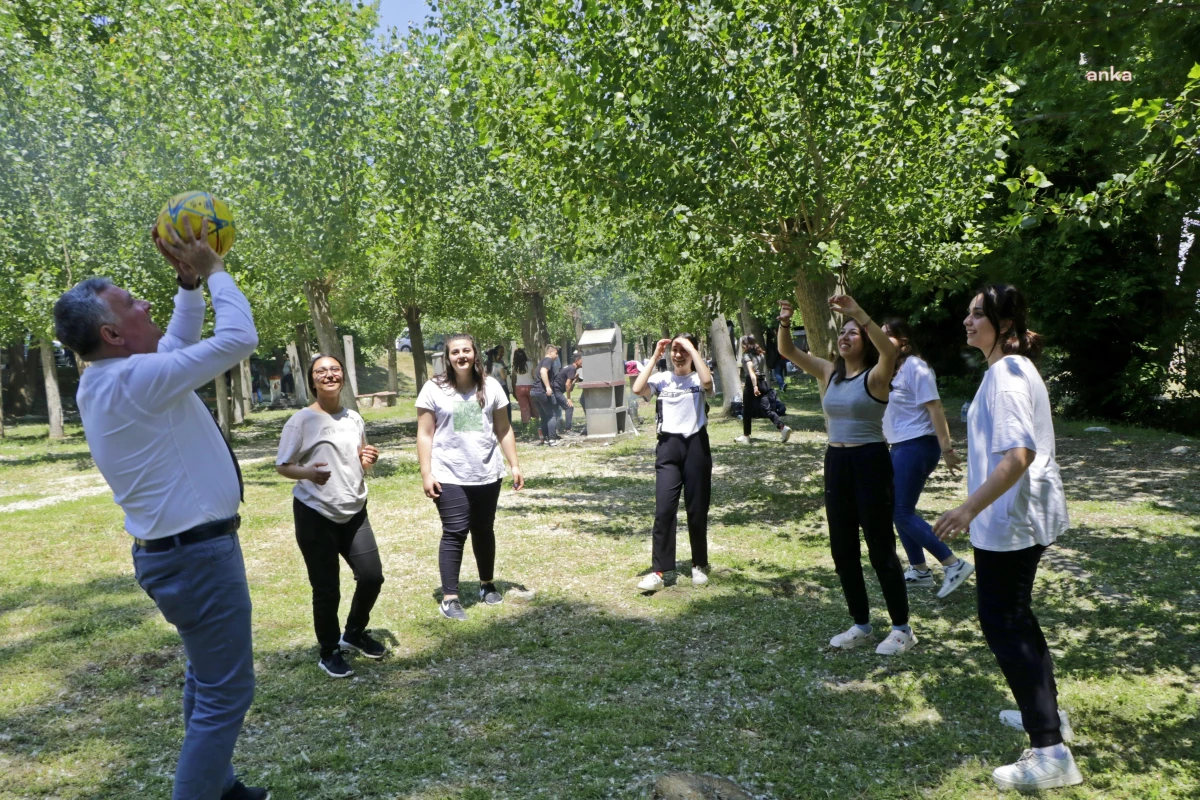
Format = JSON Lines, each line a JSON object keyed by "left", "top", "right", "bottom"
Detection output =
{"left": 134, "top": 515, "right": 241, "bottom": 552}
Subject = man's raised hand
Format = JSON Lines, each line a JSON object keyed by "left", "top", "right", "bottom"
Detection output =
{"left": 156, "top": 218, "right": 224, "bottom": 280}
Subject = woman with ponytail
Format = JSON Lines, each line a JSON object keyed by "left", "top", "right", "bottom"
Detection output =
{"left": 934, "top": 284, "right": 1079, "bottom": 791}
{"left": 734, "top": 334, "right": 792, "bottom": 444}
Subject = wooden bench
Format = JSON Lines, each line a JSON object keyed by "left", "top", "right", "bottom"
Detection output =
{"left": 356, "top": 391, "right": 398, "bottom": 408}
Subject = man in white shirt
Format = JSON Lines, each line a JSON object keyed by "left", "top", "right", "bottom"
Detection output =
{"left": 53, "top": 221, "right": 267, "bottom": 800}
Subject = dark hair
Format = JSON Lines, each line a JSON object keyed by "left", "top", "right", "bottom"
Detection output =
{"left": 739, "top": 334, "right": 763, "bottom": 357}
{"left": 976, "top": 284, "right": 1043, "bottom": 359}
{"left": 831, "top": 318, "right": 880, "bottom": 384}
{"left": 881, "top": 318, "right": 918, "bottom": 375}
{"left": 434, "top": 334, "right": 487, "bottom": 408}
{"left": 669, "top": 333, "right": 700, "bottom": 373}
{"left": 307, "top": 353, "right": 348, "bottom": 396}
{"left": 54, "top": 277, "right": 118, "bottom": 358}
{"left": 513, "top": 348, "right": 529, "bottom": 374}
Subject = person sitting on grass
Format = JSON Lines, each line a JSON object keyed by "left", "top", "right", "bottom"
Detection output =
{"left": 417, "top": 334, "right": 524, "bottom": 621}
{"left": 275, "top": 354, "right": 386, "bottom": 680}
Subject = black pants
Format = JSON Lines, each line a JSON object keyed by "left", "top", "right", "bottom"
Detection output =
{"left": 823, "top": 443, "right": 909, "bottom": 626}
{"left": 292, "top": 498, "right": 385, "bottom": 657}
{"left": 975, "top": 544, "right": 1063, "bottom": 748}
{"left": 434, "top": 480, "right": 502, "bottom": 595}
{"left": 552, "top": 390, "right": 574, "bottom": 431}
{"left": 651, "top": 428, "right": 712, "bottom": 573}
{"left": 534, "top": 393, "right": 557, "bottom": 440}
{"left": 743, "top": 376, "right": 784, "bottom": 436}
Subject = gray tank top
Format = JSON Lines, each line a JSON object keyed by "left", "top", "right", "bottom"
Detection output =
{"left": 823, "top": 367, "right": 888, "bottom": 443}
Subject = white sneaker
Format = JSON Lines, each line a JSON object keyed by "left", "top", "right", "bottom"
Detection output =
{"left": 734, "top": 435, "right": 750, "bottom": 444}
{"left": 637, "top": 572, "right": 664, "bottom": 591}
{"left": 904, "top": 566, "right": 934, "bottom": 587}
{"left": 992, "top": 748, "right": 1083, "bottom": 791}
{"left": 691, "top": 566, "right": 708, "bottom": 586}
{"left": 999, "top": 709, "right": 1074, "bottom": 743}
{"left": 937, "top": 559, "right": 975, "bottom": 598}
{"left": 875, "top": 629, "right": 917, "bottom": 655}
{"left": 829, "top": 625, "right": 873, "bottom": 649}
{"left": 780, "top": 425, "right": 792, "bottom": 443}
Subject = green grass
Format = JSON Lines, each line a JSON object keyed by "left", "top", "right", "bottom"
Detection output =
{"left": 0, "top": 380, "right": 1197, "bottom": 798}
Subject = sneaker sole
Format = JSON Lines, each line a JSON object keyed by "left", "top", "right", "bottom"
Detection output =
{"left": 992, "top": 768, "right": 1083, "bottom": 791}
{"left": 439, "top": 607, "right": 467, "bottom": 621}
{"left": 338, "top": 639, "right": 385, "bottom": 659}
{"left": 830, "top": 635, "right": 872, "bottom": 650}
{"left": 937, "top": 563, "right": 975, "bottom": 598}
{"left": 905, "top": 578, "right": 934, "bottom": 587}
{"left": 480, "top": 597, "right": 504, "bottom": 605}
{"left": 318, "top": 661, "right": 354, "bottom": 679}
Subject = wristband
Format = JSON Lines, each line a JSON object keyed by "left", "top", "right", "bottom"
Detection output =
{"left": 779, "top": 320, "right": 792, "bottom": 329}
{"left": 177, "top": 276, "right": 203, "bottom": 291}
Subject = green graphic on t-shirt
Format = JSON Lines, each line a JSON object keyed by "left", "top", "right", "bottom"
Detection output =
{"left": 453, "top": 400, "right": 484, "bottom": 432}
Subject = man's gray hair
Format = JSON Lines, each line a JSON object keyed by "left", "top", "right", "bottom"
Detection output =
{"left": 54, "top": 277, "right": 119, "bottom": 359}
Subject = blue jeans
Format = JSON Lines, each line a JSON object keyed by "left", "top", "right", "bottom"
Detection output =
{"left": 132, "top": 532, "right": 256, "bottom": 800}
{"left": 890, "top": 435, "right": 952, "bottom": 566}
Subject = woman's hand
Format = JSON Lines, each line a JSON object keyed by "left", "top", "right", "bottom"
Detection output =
{"left": 777, "top": 299, "right": 796, "bottom": 324}
{"left": 423, "top": 474, "right": 442, "bottom": 499}
{"left": 942, "top": 447, "right": 963, "bottom": 476}
{"left": 828, "top": 294, "right": 865, "bottom": 322}
{"left": 655, "top": 338, "right": 672, "bottom": 356}
{"left": 307, "top": 463, "right": 332, "bottom": 486}
{"left": 511, "top": 466, "right": 524, "bottom": 491}
{"left": 933, "top": 504, "right": 974, "bottom": 541}
{"left": 359, "top": 444, "right": 379, "bottom": 471}
{"left": 753, "top": 384, "right": 761, "bottom": 396}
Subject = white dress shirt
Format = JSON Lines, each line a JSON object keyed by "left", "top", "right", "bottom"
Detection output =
{"left": 77, "top": 272, "right": 258, "bottom": 540}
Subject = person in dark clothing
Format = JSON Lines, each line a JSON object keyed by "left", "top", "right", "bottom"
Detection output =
{"left": 735, "top": 334, "right": 792, "bottom": 444}
{"left": 530, "top": 344, "right": 561, "bottom": 445}
{"left": 551, "top": 351, "right": 583, "bottom": 435}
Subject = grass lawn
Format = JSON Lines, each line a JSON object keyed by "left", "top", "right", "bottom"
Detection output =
{"left": 1, "top": 378, "right": 1197, "bottom": 799}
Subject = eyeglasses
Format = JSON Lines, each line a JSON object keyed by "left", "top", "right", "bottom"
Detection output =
{"left": 313, "top": 367, "right": 343, "bottom": 377}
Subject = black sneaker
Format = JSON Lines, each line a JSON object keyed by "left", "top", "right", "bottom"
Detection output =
{"left": 221, "top": 780, "right": 270, "bottom": 800}
{"left": 439, "top": 598, "right": 467, "bottom": 621}
{"left": 339, "top": 629, "right": 386, "bottom": 659}
{"left": 318, "top": 649, "right": 354, "bottom": 679}
{"left": 479, "top": 583, "right": 503, "bottom": 605}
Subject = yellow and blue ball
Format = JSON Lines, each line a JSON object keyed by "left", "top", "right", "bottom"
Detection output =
{"left": 156, "top": 191, "right": 235, "bottom": 256}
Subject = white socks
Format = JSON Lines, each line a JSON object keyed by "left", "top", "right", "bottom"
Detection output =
{"left": 1034, "top": 743, "right": 1069, "bottom": 759}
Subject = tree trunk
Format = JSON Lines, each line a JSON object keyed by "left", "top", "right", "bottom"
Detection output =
{"left": 230, "top": 365, "right": 245, "bottom": 424}
{"left": 792, "top": 258, "right": 839, "bottom": 372}
{"left": 39, "top": 338, "right": 64, "bottom": 439}
{"left": 303, "top": 277, "right": 358, "bottom": 411}
{"left": 570, "top": 306, "right": 584, "bottom": 339}
{"left": 738, "top": 298, "right": 765, "bottom": 349}
{"left": 522, "top": 292, "right": 551, "bottom": 356}
{"left": 404, "top": 304, "right": 427, "bottom": 389}
{"left": 287, "top": 342, "right": 309, "bottom": 405}
{"left": 240, "top": 359, "right": 253, "bottom": 413}
{"left": 5, "top": 342, "right": 30, "bottom": 416}
{"left": 295, "top": 322, "right": 313, "bottom": 371}
{"left": 387, "top": 343, "right": 398, "bottom": 394}
{"left": 215, "top": 371, "right": 232, "bottom": 440}
{"left": 0, "top": 354, "right": 5, "bottom": 437}
{"left": 708, "top": 311, "right": 740, "bottom": 416}
{"left": 343, "top": 335, "right": 360, "bottom": 398}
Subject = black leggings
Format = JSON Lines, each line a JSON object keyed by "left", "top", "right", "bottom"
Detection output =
{"left": 823, "top": 443, "right": 909, "bottom": 626}
{"left": 434, "top": 480, "right": 502, "bottom": 595}
{"left": 292, "top": 498, "right": 385, "bottom": 657}
{"left": 743, "top": 376, "right": 784, "bottom": 436}
{"left": 651, "top": 428, "right": 712, "bottom": 573}
{"left": 976, "top": 544, "right": 1063, "bottom": 748}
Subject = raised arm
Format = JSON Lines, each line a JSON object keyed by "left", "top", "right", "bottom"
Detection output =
{"left": 676, "top": 336, "right": 713, "bottom": 395}
{"left": 632, "top": 339, "right": 670, "bottom": 399}
{"left": 157, "top": 286, "right": 206, "bottom": 353}
{"left": 777, "top": 300, "right": 834, "bottom": 385}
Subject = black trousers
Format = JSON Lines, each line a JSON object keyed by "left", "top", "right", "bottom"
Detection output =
{"left": 823, "top": 443, "right": 909, "bottom": 626}
{"left": 743, "top": 376, "right": 784, "bottom": 436}
{"left": 434, "top": 480, "right": 502, "bottom": 595}
{"left": 292, "top": 498, "right": 385, "bottom": 657}
{"left": 552, "top": 390, "right": 574, "bottom": 430}
{"left": 975, "top": 544, "right": 1063, "bottom": 748}
{"left": 651, "top": 428, "right": 712, "bottom": 573}
{"left": 533, "top": 393, "right": 557, "bottom": 440}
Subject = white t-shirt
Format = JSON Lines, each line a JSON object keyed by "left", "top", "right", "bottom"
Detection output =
{"left": 416, "top": 376, "right": 510, "bottom": 485}
{"left": 884, "top": 356, "right": 940, "bottom": 444}
{"left": 276, "top": 407, "right": 368, "bottom": 523}
{"left": 966, "top": 355, "right": 1069, "bottom": 552}
{"left": 514, "top": 364, "right": 535, "bottom": 387}
{"left": 647, "top": 370, "right": 708, "bottom": 437}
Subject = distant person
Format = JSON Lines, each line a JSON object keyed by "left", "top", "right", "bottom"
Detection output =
{"left": 512, "top": 348, "right": 537, "bottom": 428}
{"left": 777, "top": 295, "right": 915, "bottom": 656}
{"left": 530, "top": 344, "right": 561, "bottom": 445}
{"left": 734, "top": 334, "right": 791, "bottom": 444}
{"left": 54, "top": 220, "right": 267, "bottom": 799}
{"left": 416, "top": 334, "right": 524, "bottom": 621}
{"left": 631, "top": 335, "right": 714, "bottom": 591}
{"left": 934, "top": 285, "right": 1080, "bottom": 791}
{"left": 276, "top": 354, "right": 386, "bottom": 679}
{"left": 485, "top": 345, "right": 512, "bottom": 423}
{"left": 281, "top": 357, "right": 294, "bottom": 398}
{"left": 551, "top": 350, "right": 583, "bottom": 436}
{"left": 765, "top": 327, "right": 787, "bottom": 390}
{"left": 880, "top": 318, "right": 972, "bottom": 598}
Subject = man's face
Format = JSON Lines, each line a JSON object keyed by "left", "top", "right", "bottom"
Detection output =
{"left": 99, "top": 285, "right": 163, "bottom": 355}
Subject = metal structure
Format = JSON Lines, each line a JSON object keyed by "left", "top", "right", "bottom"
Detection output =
{"left": 577, "top": 326, "right": 630, "bottom": 439}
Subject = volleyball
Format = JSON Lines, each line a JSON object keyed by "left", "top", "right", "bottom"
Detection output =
{"left": 156, "top": 191, "right": 236, "bottom": 256}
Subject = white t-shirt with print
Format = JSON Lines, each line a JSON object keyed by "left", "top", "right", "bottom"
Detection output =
{"left": 966, "top": 355, "right": 1069, "bottom": 552}
{"left": 276, "top": 407, "right": 368, "bottom": 523}
{"left": 647, "top": 371, "right": 708, "bottom": 437}
{"left": 416, "top": 376, "right": 510, "bottom": 485}
{"left": 884, "top": 356, "right": 940, "bottom": 444}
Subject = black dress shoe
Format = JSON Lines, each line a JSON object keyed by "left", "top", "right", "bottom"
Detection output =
{"left": 222, "top": 780, "right": 270, "bottom": 800}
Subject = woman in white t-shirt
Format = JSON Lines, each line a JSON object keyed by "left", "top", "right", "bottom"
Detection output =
{"left": 417, "top": 334, "right": 524, "bottom": 622}
{"left": 630, "top": 334, "right": 715, "bottom": 591}
{"left": 276, "top": 354, "right": 385, "bottom": 679}
{"left": 512, "top": 348, "right": 536, "bottom": 427}
{"left": 880, "top": 318, "right": 972, "bottom": 599}
{"left": 934, "top": 284, "right": 1079, "bottom": 792}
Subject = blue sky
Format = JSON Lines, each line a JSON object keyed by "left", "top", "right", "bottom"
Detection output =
{"left": 374, "top": 0, "right": 434, "bottom": 34}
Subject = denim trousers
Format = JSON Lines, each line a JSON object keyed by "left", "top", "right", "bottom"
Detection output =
{"left": 890, "top": 434, "right": 952, "bottom": 566}
{"left": 132, "top": 532, "right": 255, "bottom": 800}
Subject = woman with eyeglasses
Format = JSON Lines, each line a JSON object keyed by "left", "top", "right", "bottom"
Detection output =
{"left": 276, "top": 354, "right": 386, "bottom": 679}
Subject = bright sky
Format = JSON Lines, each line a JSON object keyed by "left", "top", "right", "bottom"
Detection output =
{"left": 374, "top": 0, "right": 435, "bottom": 34}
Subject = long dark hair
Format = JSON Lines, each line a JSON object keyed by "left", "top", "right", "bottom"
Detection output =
{"left": 977, "top": 284, "right": 1044, "bottom": 359}
{"left": 513, "top": 348, "right": 529, "bottom": 374}
{"left": 434, "top": 334, "right": 488, "bottom": 408}
{"left": 881, "top": 318, "right": 918, "bottom": 375}
{"left": 669, "top": 333, "right": 700, "bottom": 374}
{"left": 831, "top": 319, "right": 880, "bottom": 384}
{"left": 739, "top": 334, "right": 763, "bottom": 357}
{"left": 307, "top": 353, "right": 347, "bottom": 396}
